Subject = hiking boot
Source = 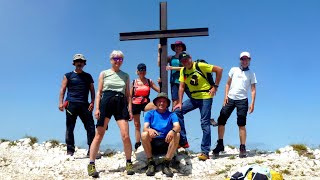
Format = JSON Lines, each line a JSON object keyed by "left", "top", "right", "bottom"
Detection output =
{"left": 239, "top": 144, "right": 247, "bottom": 158}
{"left": 161, "top": 159, "right": 173, "bottom": 177}
{"left": 134, "top": 142, "right": 141, "bottom": 151}
{"left": 67, "top": 151, "right": 74, "bottom": 156}
{"left": 145, "top": 160, "right": 156, "bottom": 176}
{"left": 178, "top": 141, "right": 190, "bottom": 149}
{"left": 126, "top": 162, "right": 135, "bottom": 175}
{"left": 87, "top": 164, "right": 99, "bottom": 178}
{"left": 86, "top": 151, "right": 102, "bottom": 159}
{"left": 212, "top": 141, "right": 224, "bottom": 156}
{"left": 198, "top": 153, "right": 209, "bottom": 161}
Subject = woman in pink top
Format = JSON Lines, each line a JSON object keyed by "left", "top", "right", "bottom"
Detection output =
{"left": 130, "top": 63, "right": 160, "bottom": 150}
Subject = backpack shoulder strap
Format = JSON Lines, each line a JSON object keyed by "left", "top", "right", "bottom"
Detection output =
{"left": 195, "top": 62, "right": 209, "bottom": 82}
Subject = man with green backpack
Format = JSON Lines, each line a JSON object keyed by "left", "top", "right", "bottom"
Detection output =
{"left": 173, "top": 52, "right": 223, "bottom": 161}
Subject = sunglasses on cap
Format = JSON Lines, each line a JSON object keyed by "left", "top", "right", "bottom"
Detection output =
{"left": 112, "top": 57, "right": 123, "bottom": 62}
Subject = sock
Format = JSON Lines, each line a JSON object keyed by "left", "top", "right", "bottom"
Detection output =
{"left": 89, "top": 161, "right": 95, "bottom": 165}
{"left": 218, "top": 139, "right": 224, "bottom": 145}
{"left": 126, "top": 159, "right": 132, "bottom": 163}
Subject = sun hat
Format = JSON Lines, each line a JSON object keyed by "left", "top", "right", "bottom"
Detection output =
{"left": 171, "top": 41, "right": 186, "bottom": 51}
{"left": 153, "top": 92, "right": 171, "bottom": 108}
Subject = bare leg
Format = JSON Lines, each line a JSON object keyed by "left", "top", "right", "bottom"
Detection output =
{"left": 239, "top": 126, "right": 246, "bottom": 145}
{"left": 218, "top": 125, "right": 225, "bottom": 139}
{"left": 90, "top": 117, "right": 110, "bottom": 161}
{"left": 144, "top": 102, "right": 157, "bottom": 112}
{"left": 133, "top": 114, "right": 141, "bottom": 143}
{"left": 117, "top": 119, "right": 132, "bottom": 160}
{"left": 166, "top": 133, "right": 180, "bottom": 159}
{"left": 141, "top": 131, "right": 152, "bottom": 158}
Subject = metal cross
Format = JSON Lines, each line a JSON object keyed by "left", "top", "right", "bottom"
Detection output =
{"left": 120, "top": 2, "right": 209, "bottom": 94}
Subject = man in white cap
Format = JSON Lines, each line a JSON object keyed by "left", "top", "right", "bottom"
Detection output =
{"left": 212, "top": 51, "right": 257, "bottom": 158}
{"left": 58, "top": 54, "right": 96, "bottom": 157}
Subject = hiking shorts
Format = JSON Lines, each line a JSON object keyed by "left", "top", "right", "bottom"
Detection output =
{"left": 151, "top": 138, "right": 169, "bottom": 155}
{"left": 217, "top": 98, "right": 248, "bottom": 126}
{"left": 132, "top": 103, "right": 148, "bottom": 115}
{"left": 97, "top": 91, "right": 129, "bottom": 128}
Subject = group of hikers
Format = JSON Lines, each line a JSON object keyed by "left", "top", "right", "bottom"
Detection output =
{"left": 58, "top": 41, "right": 257, "bottom": 178}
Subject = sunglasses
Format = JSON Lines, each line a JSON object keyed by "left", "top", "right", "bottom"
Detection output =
{"left": 113, "top": 57, "right": 123, "bottom": 62}
{"left": 240, "top": 57, "right": 250, "bottom": 60}
{"left": 138, "top": 69, "right": 146, "bottom": 72}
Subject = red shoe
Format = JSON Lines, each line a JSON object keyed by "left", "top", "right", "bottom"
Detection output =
{"left": 178, "top": 142, "right": 190, "bottom": 149}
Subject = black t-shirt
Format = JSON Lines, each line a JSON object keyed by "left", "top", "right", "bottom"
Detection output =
{"left": 65, "top": 71, "right": 94, "bottom": 103}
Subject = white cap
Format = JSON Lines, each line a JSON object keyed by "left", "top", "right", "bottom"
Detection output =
{"left": 240, "top": 52, "right": 251, "bottom": 58}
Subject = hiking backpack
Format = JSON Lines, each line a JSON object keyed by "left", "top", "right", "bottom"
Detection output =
{"left": 132, "top": 78, "right": 151, "bottom": 103}
{"left": 182, "top": 59, "right": 215, "bottom": 94}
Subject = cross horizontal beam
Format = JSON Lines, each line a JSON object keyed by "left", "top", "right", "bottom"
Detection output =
{"left": 120, "top": 28, "right": 208, "bottom": 41}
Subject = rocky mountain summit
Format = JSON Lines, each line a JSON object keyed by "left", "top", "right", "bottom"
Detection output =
{"left": 0, "top": 138, "right": 320, "bottom": 180}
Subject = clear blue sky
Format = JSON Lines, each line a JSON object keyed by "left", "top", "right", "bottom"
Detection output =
{"left": 1, "top": 0, "right": 319, "bottom": 151}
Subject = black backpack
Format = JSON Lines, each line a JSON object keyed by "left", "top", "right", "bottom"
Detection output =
{"left": 182, "top": 59, "right": 215, "bottom": 94}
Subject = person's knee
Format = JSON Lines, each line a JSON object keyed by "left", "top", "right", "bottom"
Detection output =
{"left": 217, "top": 116, "right": 227, "bottom": 126}
{"left": 173, "top": 133, "right": 180, "bottom": 143}
{"left": 141, "top": 132, "right": 150, "bottom": 141}
{"left": 134, "top": 121, "right": 140, "bottom": 129}
{"left": 237, "top": 116, "right": 247, "bottom": 126}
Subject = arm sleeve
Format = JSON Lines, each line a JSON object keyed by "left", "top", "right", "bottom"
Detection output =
{"left": 171, "top": 113, "right": 179, "bottom": 124}
{"left": 251, "top": 72, "right": 257, "bottom": 84}
{"left": 144, "top": 111, "right": 152, "bottom": 123}
{"left": 198, "top": 62, "right": 214, "bottom": 74}
{"left": 228, "top": 68, "right": 235, "bottom": 78}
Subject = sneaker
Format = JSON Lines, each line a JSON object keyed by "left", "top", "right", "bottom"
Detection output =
{"left": 161, "top": 159, "right": 173, "bottom": 177}
{"left": 126, "top": 162, "right": 135, "bottom": 175}
{"left": 87, "top": 164, "right": 99, "bottom": 178}
{"left": 86, "top": 151, "right": 102, "bottom": 159}
{"left": 210, "top": 118, "right": 218, "bottom": 127}
{"left": 198, "top": 153, "right": 209, "bottom": 161}
{"left": 178, "top": 141, "right": 190, "bottom": 149}
{"left": 145, "top": 160, "right": 156, "bottom": 176}
{"left": 239, "top": 145, "right": 247, "bottom": 158}
{"left": 212, "top": 141, "right": 224, "bottom": 156}
{"left": 134, "top": 142, "right": 141, "bottom": 150}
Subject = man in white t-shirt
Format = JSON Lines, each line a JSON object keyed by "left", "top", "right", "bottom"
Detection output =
{"left": 212, "top": 51, "right": 257, "bottom": 158}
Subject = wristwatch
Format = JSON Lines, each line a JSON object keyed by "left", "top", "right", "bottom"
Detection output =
{"left": 171, "top": 129, "right": 176, "bottom": 133}
{"left": 213, "top": 84, "right": 219, "bottom": 88}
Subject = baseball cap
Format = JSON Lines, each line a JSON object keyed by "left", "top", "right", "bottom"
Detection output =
{"left": 179, "top": 52, "right": 191, "bottom": 61}
{"left": 73, "top": 54, "right": 86, "bottom": 61}
{"left": 137, "top": 63, "right": 147, "bottom": 71}
{"left": 240, "top": 52, "right": 251, "bottom": 59}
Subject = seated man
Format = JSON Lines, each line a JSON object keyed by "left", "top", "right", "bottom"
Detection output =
{"left": 141, "top": 92, "right": 180, "bottom": 177}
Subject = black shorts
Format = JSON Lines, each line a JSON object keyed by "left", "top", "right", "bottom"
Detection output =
{"left": 217, "top": 98, "right": 248, "bottom": 126}
{"left": 132, "top": 103, "right": 148, "bottom": 115}
{"left": 97, "top": 91, "right": 129, "bottom": 128}
{"left": 151, "top": 138, "right": 169, "bottom": 155}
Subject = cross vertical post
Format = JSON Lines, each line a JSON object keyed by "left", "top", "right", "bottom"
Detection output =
{"left": 159, "top": 2, "right": 168, "bottom": 93}
{"left": 119, "top": 1, "right": 209, "bottom": 95}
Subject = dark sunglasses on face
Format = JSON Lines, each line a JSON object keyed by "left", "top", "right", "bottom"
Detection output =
{"left": 74, "top": 59, "right": 85, "bottom": 63}
{"left": 138, "top": 69, "right": 146, "bottom": 72}
{"left": 240, "top": 57, "right": 250, "bottom": 60}
{"left": 113, "top": 57, "right": 123, "bottom": 62}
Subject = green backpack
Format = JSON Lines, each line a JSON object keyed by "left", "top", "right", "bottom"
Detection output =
{"left": 182, "top": 59, "right": 215, "bottom": 94}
